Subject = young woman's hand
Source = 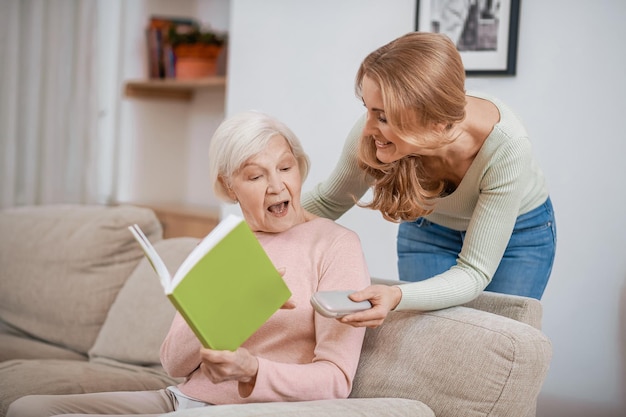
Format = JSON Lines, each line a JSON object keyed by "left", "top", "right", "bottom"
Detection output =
{"left": 339, "top": 285, "right": 402, "bottom": 328}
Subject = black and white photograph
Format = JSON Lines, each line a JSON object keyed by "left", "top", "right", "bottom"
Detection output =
{"left": 415, "top": 0, "right": 520, "bottom": 75}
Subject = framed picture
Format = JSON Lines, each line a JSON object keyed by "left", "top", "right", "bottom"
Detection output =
{"left": 415, "top": 0, "right": 520, "bottom": 75}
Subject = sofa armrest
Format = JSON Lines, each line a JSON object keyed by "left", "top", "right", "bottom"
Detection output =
{"left": 462, "top": 291, "right": 544, "bottom": 329}
{"left": 351, "top": 307, "right": 552, "bottom": 417}
{"left": 370, "top": 277, "right": 544, "bottom": 329}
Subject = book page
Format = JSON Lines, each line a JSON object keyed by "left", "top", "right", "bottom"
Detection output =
{"left": 128, "top": 224, "right": 172, "bottom": 290}
{"left": 171, "top": 214, "right": 243, "bottom": 290}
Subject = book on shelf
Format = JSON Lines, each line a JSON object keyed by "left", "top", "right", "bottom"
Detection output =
{"left": 145, "top": 26, "right": 163, "bottom": 78}
{"left": 128, "top": 214, "right": 291, "bottom": 351}
{"left": 145, "top": 15, "right": 198, "bottom": 79}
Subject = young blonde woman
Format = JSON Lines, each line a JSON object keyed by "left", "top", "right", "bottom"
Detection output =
{"left": 303, "top": 31, "right": 556, "bottom": 328}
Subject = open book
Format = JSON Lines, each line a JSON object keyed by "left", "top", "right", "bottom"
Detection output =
{"left": 128, "top": 214, "right": 291, "bottom": 351}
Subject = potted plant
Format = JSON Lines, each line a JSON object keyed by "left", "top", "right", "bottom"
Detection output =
{"left": 167, "top": 24, "right": 227, "bottom": 79}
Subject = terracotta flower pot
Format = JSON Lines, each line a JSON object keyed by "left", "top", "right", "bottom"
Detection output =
{"left": 174, "top": 44, "right": 223, "bottom": 79}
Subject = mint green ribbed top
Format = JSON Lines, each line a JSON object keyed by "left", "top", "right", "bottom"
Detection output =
{"left": 302, "top": 92, "right": 549, "bottom": 311}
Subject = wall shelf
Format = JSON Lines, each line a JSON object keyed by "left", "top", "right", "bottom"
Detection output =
{"left": 129, "top": 202, "right": 221, "bottom": 238}
{"left": 124, "top": 76, "right": 227, "bottom": 101}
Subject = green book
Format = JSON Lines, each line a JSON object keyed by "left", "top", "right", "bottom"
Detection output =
{"left": 128, "top": 214, "right": 291, "bottom": 351}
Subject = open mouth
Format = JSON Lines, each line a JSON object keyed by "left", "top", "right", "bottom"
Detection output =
{"left": 268, "top": 201, "right": 289, "bottom": 215}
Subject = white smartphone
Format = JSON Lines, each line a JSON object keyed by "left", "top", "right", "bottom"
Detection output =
{"left": 310, "top": 290, "right": 372, "bottom": 318}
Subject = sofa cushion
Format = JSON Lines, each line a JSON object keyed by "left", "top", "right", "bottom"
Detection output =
{"left": 350, "top": 308, "right": 552, "bottom": 417}
{"left": 89, "top": 237, "right": 200, "bottom": 366}
{"left": 164, "top": 398, "right": 434, "bottom": 417}
{"left": 0, "top": 320, "right": 87, "bottom": 362}
{"left": 0, "top": 333, "right": 87, "bottom": 363}
{"left": 0, "top": 204, "right": 162, "bottom": 356}
{"left": 0, "top": 357, "right": 178, "bottom": 417}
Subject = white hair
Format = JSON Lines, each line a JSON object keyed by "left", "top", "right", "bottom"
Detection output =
{"left": 208, "top": 111, "right": 310, "bottom": 203}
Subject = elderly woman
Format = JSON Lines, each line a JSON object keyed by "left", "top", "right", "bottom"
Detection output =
{"left": 8, "top": 111, "right": 370, "bottom": 417}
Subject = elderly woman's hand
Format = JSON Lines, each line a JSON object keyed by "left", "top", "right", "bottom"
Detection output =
{"left": 277, "top": 267, "right": 296, "bottom": 309}
{"left": 339, "top": 285, "right": 402, "bottom": 328}
{"left": 199, "top": 347, "right": 259, "bottom": 385}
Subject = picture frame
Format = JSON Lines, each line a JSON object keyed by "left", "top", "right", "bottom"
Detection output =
{"left": 415, "top": 0, "right": 520, "bottom": 76}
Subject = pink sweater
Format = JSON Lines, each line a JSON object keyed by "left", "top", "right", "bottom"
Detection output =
{"left": 160, "top": 217, "right": 369, "bottom": 404}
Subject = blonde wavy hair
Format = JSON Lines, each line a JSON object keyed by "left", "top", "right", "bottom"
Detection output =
{"left": 355, "top": 32, "right": 467, "bottom": 222}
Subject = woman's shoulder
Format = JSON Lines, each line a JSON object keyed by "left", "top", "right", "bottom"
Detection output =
{"left": 466, "top": 90, "right": 501, "bottom": 107}
{"left": 467, "top": 91, "right": 527, "bottom": 135}
{"left": 287, "top": 217, "right": 360, "bottom": 246}
{"left": 465, "top": 92, "right": 533, "bottom": 176}
{"left": 265, "top": 217, "right": 362, "bottom": 258}
{"left": 303, "top": 217, "right": 358, "bottom": 238}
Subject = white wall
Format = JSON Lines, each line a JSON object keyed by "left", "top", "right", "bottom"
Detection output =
{"left": 226, "top": 0, "right": 415, "bottom": 279}
{"left": 114, "top": 0, "right": 229, "bottom": 208}
{"left": 226, "top": 0, "right": 626, "bottom": 415}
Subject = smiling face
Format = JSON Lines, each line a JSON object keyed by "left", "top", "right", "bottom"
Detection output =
{"left": 225, "top": 135, "right": 306, "bottom": 233}
{"left": 360, "top": 75, "right": 422, "bottom": 163}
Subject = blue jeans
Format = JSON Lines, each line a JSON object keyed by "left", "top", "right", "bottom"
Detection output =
{"left": 397, "top": 197, "right": 556, "bottom": 299}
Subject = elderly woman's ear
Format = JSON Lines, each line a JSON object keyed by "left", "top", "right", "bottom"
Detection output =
{"left": 219, "top": 175, "right": 238, "bottom": 203}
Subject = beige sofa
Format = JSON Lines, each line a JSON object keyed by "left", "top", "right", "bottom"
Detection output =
{"left": 0, "top": 204, "right": 552, "bottom": 417}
